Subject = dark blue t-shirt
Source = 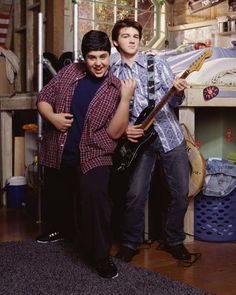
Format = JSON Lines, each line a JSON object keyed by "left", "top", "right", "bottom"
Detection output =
{"left": 62, "top": 73, "right": 105, "bottom": 166}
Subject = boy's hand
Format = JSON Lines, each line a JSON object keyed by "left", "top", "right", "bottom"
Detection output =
{"left": 126, "top": 124, "right": 144, "bottom": 142}
{"left": 173, "top": 77, "right": 187, "bottom": 92}
{"left": 51, "top": 113, "right": 74, "bottom": 132}
{"left": 120, "top": 79, "right": 136, "bottom": 102}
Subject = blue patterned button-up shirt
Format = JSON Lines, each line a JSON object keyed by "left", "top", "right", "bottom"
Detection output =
{"left": 110, "top": 52, "right": 185, "bottom": 152}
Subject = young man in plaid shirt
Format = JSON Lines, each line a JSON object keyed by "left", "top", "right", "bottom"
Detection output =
{"left": 36, "top": 30, "right": 136, "bottom": 279}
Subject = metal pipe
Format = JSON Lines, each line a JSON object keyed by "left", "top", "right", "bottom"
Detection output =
{"left": 36, "top": 12, "right": 44, "bottom": 224}
{"left": 73, "top": 1, "right": 79, "bottom": 63}
{"left": 38, "top": 12, "right": 43, "bottom": 141}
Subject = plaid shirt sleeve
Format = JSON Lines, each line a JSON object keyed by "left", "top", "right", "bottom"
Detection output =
{"left": 37, "top": 64, "right": 84, "bottom": 169}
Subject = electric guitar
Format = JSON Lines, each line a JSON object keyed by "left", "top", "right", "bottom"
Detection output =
{"left": 113, "top": 49, "right": 213, "bottom": 172}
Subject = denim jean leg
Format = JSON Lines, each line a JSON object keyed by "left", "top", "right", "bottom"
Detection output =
{"left": 122, "top": 145, "right": 157, "bottom": 248}
{"left": 159, "top": 140, "right": 189, "bottom": 245}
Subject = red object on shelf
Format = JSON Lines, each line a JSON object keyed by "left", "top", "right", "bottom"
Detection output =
{"left": 226, "top": 128, "right": 233, "bottom": 143}
{"left": 195, "top": 140, "right": 201, "bottom": 149}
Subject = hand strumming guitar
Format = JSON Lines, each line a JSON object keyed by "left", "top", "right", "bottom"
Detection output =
{"left": 125, "top": 124, "right": 144, "bottom": 143}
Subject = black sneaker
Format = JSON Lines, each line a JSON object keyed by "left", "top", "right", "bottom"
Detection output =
{"left": 115, "top": 245, "right": 138, "bottom": 262}
{"left": 161, "top": 243, "right": 191, "bottom": 260}
{"left": 95, "top": 256, "right": 118, "bottom": 279}
{"left": 36, "top": 231, "right": 64, "bottom": 243}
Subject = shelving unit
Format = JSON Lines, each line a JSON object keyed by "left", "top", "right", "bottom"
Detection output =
{"left": 179, "top": 86, "right": 236, "bottom": 242}
{"left": 0, "top": 1, "right": 65, "bottom": 206}
{"left": 0, "top": 94, "right": 36, "bottom": 206}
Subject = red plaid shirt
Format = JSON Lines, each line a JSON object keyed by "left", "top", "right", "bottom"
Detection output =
{"left": 37, "top": 63, "right": 121, "bottom": 173}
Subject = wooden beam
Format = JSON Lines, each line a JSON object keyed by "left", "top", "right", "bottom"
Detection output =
{"left": 26, "top": 0, "right": 34, "bottom": 92}
{"left": 13, "top": 0, "right": 25, "bottom": 92}
{"left": 0, "top": 94, "right": 36, "bottom": 111}
{"left": 168, "top": 20, "right": 216, "bottom": 31}
{"left": 14, "top": 137, "right": 25, "bottom": 176}
{"left": 45, "top": 0, "right": 64, "bottom": 57}
{"left": 0, "top": 112, "right": 13, "bottom": 206}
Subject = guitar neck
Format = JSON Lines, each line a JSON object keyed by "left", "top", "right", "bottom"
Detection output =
{"left": 141, "top": 69, "right": 190, "bottom": 130}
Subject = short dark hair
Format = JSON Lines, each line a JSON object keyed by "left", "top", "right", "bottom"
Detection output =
{"left": 112, "top": 18, "right": 143, "bottom": 50}
{"left": 81, "top": 30, "right": 111, "bottom": 58}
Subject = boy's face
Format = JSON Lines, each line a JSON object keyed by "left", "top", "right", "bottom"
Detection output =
{"left": 85, "top": 51, "right": 110, "bottom": 78}
{"left": 113, "top": 27, "right": 140, "bottom": 57}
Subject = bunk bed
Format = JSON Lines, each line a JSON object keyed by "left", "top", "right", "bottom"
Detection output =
{"left": 165, "top": 44, "right": 236, "bottom": 241}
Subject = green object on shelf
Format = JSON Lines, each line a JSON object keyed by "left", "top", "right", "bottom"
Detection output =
{"left": 227, "top": 152, "right": 236, "bottom": 163}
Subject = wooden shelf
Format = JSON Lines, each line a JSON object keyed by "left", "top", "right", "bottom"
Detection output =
{"left": 0, "top": 93, "right": 36, "bottom": 111}
{"left": 213, "top": 31, "right": 236, "bottom": 35}
{"left": 182, "top": 86, "right": 236, "bottom": 107}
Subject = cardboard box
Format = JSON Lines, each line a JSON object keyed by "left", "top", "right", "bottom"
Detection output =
{"left": 0, "top": 56, "right": 15, "bottom": 96}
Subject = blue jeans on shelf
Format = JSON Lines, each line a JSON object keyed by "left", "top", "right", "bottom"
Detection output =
{"left": 122, "top": 136, "right": 189, "bottom": 249}
{"left": 203, "top": 158, "right": 236, "bottom": 197}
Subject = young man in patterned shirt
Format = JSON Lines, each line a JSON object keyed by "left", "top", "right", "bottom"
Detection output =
{"left": 36, "top": 30, "right": 136, "bottom": 279}
{"left": 110, "top": 19, "right": 191, "bottom": 262}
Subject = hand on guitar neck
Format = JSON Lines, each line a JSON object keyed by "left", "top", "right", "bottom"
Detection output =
{"left": 125, "top": 76, "right": 187, "bottom": 143}
{"left": 172, "top": 77, "right": 188, "bottom": 94}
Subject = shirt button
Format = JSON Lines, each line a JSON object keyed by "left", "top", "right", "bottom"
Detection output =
{"left": 60, "top": 144, "right": 64, "bottom": 147}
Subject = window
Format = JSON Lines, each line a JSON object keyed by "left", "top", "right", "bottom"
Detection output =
{"left": 78, "top": 0, "right": 162, "bottom": 47}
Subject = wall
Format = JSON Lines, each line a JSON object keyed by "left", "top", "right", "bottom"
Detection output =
{"left": 167, "top": 0, "right": 233, "bottom": 26}
{"left": 166, "top": 1, "right": 236, "bottom": 48}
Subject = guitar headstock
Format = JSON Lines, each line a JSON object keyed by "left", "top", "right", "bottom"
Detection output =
{"left": 188, "top": 49, "right": 213, "bottom": 74}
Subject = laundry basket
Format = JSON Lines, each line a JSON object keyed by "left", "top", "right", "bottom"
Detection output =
{"left": 194, "top": 189, "right": 236, "bottom": 242}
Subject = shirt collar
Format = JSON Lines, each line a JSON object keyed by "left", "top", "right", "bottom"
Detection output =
{"left": 112, "top": 51, "right": 146, "bottom": 69}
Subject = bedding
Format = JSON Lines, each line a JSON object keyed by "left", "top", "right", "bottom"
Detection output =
{"left": 165, "top": 44, "right": 236, "bottom": 86}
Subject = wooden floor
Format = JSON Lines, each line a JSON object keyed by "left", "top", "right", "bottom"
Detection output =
{"left": 1, "top": 207, "right": 236, "bottom": 295}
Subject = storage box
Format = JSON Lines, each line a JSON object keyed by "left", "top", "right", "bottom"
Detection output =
{"left": 194, "top": 189, "right": 236, "bottom": 242}
{"left": 0, "top": 56, "right": 15, "bottom": 96}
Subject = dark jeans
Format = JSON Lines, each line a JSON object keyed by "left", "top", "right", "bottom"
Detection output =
{"left": 42, "top": 165, "right": 77, "bottom": 239}
{"left": 77, "top": 165, "right": 112, "bottom": 263}
{"left": 44, "top": 164, "right": 112, "bottom": 263}
{"left": 122, "top": 136, "right": 189, "bottom": 249}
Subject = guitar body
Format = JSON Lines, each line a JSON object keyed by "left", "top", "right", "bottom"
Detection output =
{"left": 113, "top": 106, "right": 157, "bottom": 172}
{"left": 135, "top": 105, "right": 154, "bottom": 125}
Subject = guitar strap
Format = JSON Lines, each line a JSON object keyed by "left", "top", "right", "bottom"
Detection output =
{"left": 146, "top": 54, "right": 155, "bottom": 107}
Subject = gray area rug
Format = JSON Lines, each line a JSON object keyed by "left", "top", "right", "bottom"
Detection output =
{"left": 0, "top": 240, "right": 213, "bottom": 295}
